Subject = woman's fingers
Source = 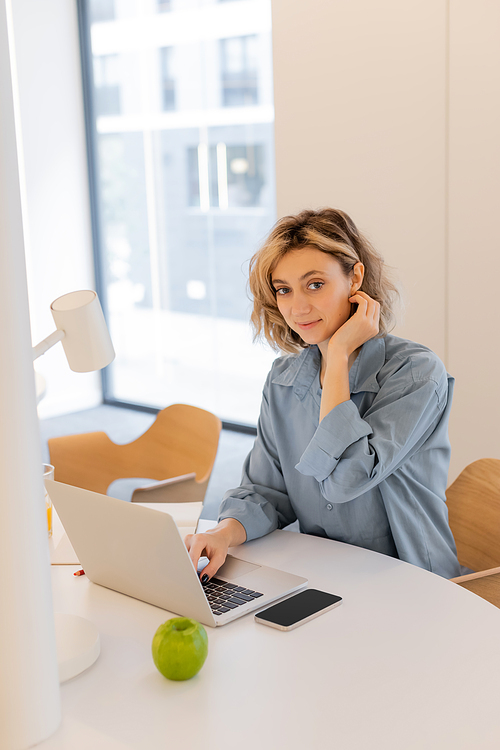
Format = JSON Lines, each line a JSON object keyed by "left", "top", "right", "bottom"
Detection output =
{"left": 333, "top": 291, "right": 380, "bottom": 351}
{"left": 185, "top": 532, "right": 208, "bottom": 571}
{"left": 184, "top": 531, "right": 229, "bottom": 582}
{"left": 349, "top": 292, "right": 380, "bottom": 329}
{"left": 349, "top": 291, "right": 376, "bottom": 310}
{"left": 198, "top": 550, "right": 228, "bottom": 582}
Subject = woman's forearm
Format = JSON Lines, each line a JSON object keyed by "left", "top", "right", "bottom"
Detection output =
{"left": 319, "top": 348, "right": 351, "bottom": 422}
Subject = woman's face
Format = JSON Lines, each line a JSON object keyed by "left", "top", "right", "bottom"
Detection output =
{"left": 271, "top": 246, "right": 360, "bottom": 348}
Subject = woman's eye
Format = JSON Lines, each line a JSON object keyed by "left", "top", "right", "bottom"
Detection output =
{"left": 309, "top": 281, "right": 324, "bottom": 290}
{"left": 275, "top": 287, "right": 289, "bottom": 296}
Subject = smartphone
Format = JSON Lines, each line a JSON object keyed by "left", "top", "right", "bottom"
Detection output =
{"left": 254, "top": 589, "right": 342, "bottom": 631}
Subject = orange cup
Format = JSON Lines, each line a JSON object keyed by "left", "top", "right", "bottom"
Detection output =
{"left": 43, "top": 463, "right": 54, "bottom": 538}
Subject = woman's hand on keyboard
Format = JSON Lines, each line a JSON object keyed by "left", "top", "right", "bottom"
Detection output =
{"left": 184, "top": 518, "right": 247, "bottom": 582}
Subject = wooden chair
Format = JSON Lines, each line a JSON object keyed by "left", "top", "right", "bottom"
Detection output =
{"left": 451, "top": 567, "right": 500, "bottom": 608}
{"left": 446, "top": 458, "right": 500, "bottom": 605}
{"left": 48, "top": 404, "right": 222, "bottom": 508}
{"left": 446, "top": 458, "right": 500, "bottom": 573}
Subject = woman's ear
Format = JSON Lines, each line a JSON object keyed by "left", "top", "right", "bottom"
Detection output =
{"left": 350, "top": 262, "right": 365, "bottom": 294}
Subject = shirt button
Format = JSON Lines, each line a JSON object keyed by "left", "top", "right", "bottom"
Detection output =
{"left": 326, "top": 503, "right": 333, "bottom": 511}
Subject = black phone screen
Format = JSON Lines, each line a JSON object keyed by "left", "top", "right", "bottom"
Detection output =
{"left": 256, "top": 589, "right": 342, "bottom": 628}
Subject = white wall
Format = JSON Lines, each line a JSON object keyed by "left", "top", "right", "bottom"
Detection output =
{"left": 271, "top": 0, "right": 500, "bottom": 482}
{"left": 447, "top": 0, "right": 500, "bottom": 482}
{"left": 272, "top": 0, "right": 447, "bottom": 356}
{"left": 11, "top": 0, "right": 101, "bottom": 418}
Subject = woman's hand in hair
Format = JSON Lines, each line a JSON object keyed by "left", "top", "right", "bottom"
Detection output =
{"left": 319, "top": 291, "right": 380, "bottom": 422}
{"left": 328, "top": 290, "right": 380, "bottom": 359}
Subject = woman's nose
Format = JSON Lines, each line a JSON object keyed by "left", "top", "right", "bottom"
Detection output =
{"left": 291, "top": 291, "right": 311, "bottom": 315}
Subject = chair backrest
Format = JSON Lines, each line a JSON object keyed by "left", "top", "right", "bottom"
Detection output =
{"left": 48, "top": 403, "right": 222, "bottom": 497}
{"left": 446, "top": 458, "right": 500, "bottom": 572}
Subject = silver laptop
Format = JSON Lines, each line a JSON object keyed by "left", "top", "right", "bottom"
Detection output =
{"left": 47, "top": 480, "right": 307, "bottom": 627}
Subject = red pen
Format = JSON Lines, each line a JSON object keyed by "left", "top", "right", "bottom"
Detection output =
{"left": 73, "top": 569, "right": 85, "bottom": 576}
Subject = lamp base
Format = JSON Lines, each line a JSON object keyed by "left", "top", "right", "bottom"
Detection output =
{"left": 54, "top": 612, "right": 100, "bottom": 683}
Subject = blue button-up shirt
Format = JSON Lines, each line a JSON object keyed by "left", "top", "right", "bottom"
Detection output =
{"left": 218, "top": 335, "right": 461, "bottom": 578}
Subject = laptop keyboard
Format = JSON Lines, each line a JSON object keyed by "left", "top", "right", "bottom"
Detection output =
{"left": 203, "top": 577, "right": 263, "bottom": 616}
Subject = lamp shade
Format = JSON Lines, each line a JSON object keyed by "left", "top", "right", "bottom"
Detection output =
{"left": 50, "top": 290, "right": 115, "bottom": 373}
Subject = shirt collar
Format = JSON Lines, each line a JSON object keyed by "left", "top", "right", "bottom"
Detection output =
{"left": 271, "top": 347, "right": 319, "bottom": 401}
{"left": 271, "top": 337, "right": 386, "bottom": 397}
{"left": 350, "top": 337, "right": 385, "bottom": 394}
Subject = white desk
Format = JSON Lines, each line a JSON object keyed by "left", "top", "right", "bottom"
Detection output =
{"left": 41, "top": 530, "right": 500, "bottom": 750}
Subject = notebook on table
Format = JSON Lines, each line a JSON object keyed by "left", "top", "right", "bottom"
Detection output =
{"left": 46, "top": 480, "right": 307, "bottom": 627}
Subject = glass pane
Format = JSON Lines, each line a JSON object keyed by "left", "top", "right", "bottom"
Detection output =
{"left": 89, "top": 0, "right": 115, "bottom": 23}
{"left": 85, "top": 0, "right": 276, "bottom": 424}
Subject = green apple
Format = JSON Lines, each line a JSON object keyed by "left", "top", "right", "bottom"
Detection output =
{"left": 152, "top": 617, "right": 208, "bottom": 681}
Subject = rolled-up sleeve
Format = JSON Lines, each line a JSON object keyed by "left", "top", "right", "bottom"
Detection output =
{"left": 218, "top": 374, "right": 297, "bottom": 541}
{"left": 296, "top": 359, "right": 449, "bottom": 504}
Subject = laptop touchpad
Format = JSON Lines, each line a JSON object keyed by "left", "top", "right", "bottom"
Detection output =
{"left": 217, "top": 556, "right": 260, "bottom": 579}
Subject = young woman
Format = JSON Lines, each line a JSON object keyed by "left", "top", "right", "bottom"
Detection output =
{"left": 186, "top": 208, "right": 461, "bottom": 580}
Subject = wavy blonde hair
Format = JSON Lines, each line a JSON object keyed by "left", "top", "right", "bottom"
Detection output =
{"left": 249, "top": 208, "right": 399, "bottom": 354}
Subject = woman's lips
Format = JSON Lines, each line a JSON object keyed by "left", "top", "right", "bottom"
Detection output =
{"left": 296, "top": 320, "right": 321, "bottom": 329}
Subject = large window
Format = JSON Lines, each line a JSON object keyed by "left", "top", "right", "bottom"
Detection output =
{"left": 80, "top": 0, "right": 276, "bottom": 427}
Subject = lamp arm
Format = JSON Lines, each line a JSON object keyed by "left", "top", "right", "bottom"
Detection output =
{"left": 32, "top": 329, "right": 65, "bottom": 361}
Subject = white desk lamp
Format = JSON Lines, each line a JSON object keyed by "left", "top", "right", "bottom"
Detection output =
{"left": 33, "top": 289, "right": 115, "bottom": 372}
